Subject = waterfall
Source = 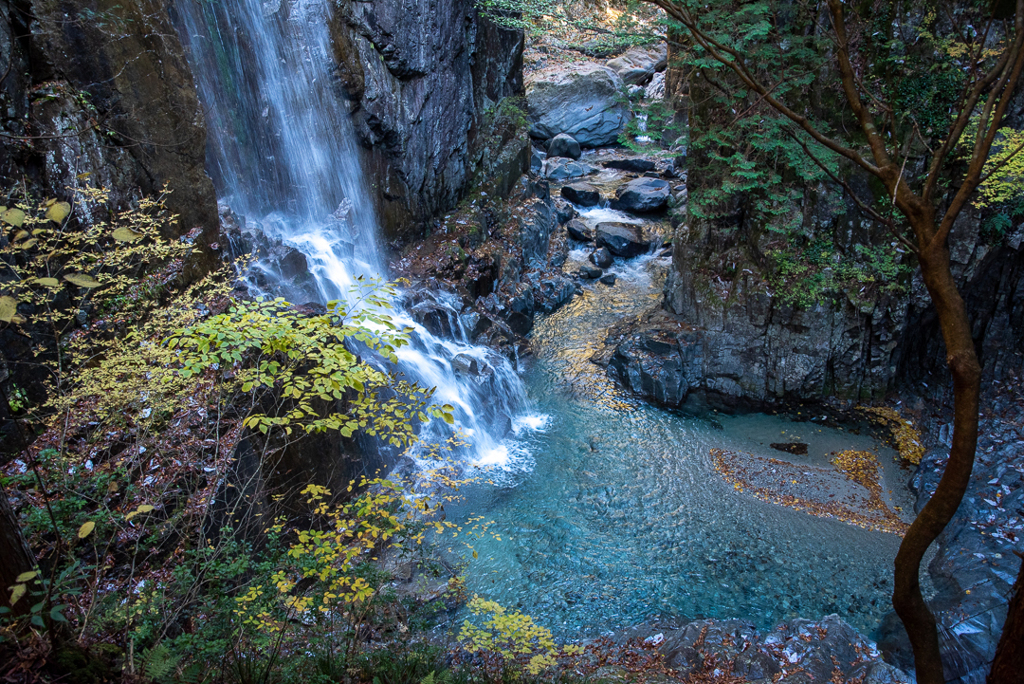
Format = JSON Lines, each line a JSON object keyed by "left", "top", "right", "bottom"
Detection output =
{"left": 171, "top": 0, "right": 539, "bottom": 476}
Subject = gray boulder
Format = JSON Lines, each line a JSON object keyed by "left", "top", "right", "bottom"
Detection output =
{"left": 603, "top": 157, "right": 656, "bottom": 173}
{"left": 590, "top": 247, "right": 614, "bottom": 268}
{"left": 542, "top": 157, "right": 596, "bottom": 181}
{"left": 606, "top": 44, "right": 668, "bottom": 85}
{"left": 526, "top": 62, "right": 632, "bottom": 147}
{"left": 552, "top": 198, "right": 578, "bottom": 225}
{"left": 561, "top": 182, "right": 602, "bottom": 207}
{"left": 577, "top": 264, "right": 603, "bottom": 279}
{"left": 610, "top": 177, "right": 671, "bottom": 213}
{"left": 547, "top": 133, "right": 581, "bottom": 160}
{"left": 565, "top": 218, "right": 593, "bottom": 242}
{"left": 595, "top": 222, "right": 648, "bottom": 257}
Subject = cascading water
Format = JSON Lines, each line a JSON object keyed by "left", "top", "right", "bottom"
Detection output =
{"left": 171, "top": 0, "right": 538, "bottom": 473}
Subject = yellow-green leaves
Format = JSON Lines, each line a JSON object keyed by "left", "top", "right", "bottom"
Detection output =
{"left": 125, "top": 504, "right": 155, "bottom": 521}
{"left": 0, "top": 296, "right": 20, "bottom": 323}
{"left": 77, "top": 521, "right": 96, "bottom": 539}
{"left": 63, "top": 273, "right": 102, "bottom": 288}
{"left": 44, "top": 200, "right": 71, "bottom": 224}
{"left": 112, "top": 226, "right": 143, "bottom": 242}
{"left": 8, "top": 570, "right": 38, "bottom": 605}
{"left": 1, "top": 207, "right": 26, "bottom": 227}
{"left": 34, "top": 277, "right": 60, "bottom": 288}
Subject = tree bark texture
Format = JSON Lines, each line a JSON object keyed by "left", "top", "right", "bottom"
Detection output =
{"left": 0, "top": 485, "right": 36, "bottom": 616}
{"left": 893, "top": 236, "right": 982, "bottom": 684}
{"left": 987, "top": 555, "right": 1024, "bottom": 684}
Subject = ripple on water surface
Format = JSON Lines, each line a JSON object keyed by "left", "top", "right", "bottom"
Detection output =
{"left": 449, "top": 252, "right": 910, "bottom": 639}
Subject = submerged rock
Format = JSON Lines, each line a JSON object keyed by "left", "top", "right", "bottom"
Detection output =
{"left": 600, "top": 273, "right": 617, "bottom": 285}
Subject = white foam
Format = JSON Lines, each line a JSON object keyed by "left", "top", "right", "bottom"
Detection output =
{"left": 513, "top": 413, "right": 551, "bottom": 435}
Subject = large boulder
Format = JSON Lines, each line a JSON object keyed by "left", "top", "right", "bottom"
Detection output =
{"left": 606, "top": 44, "right": 668, "bottom": 85}
{"left": 595, "top": 222, "right": 649, "bottom": 257}
{"left": 547, "top": 133, "right": 581, "bottom": 160}
{"left": 610, "top": 177, "right": 671, "bottom": 213}
{"left": 526, "top": 63, "right": 631, "bottom": 147}
{"left": 561, "top": 182, "right": 602, "bottom": 207}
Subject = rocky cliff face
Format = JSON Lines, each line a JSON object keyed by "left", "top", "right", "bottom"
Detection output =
{"left": 328, "top": 0, "right": 528, "bottom": 243}
{"left": 0, "top": 0, "right": 219, "bottom": 265}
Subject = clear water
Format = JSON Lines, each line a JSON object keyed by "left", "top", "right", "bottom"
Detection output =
{"left": 173, "top": 0, "right": 907, "bottom": 641}
{"left": 448, "top": 250, "right": 906, "bottom": 638}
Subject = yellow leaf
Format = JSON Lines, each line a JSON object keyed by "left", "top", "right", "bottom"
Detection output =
{"left": 18, "top": 238, "right": 38, "bottom": 250}
{"left": 137, "top": 504, "right": 155, "bottom": 514}
{"left": 112, "top": 226, "right": 144, "bottom": 242}
{"left": 13, "top": 230, "right": 29, "bottom": 241}
{"left": 0, "top": 296, "right": 19, "bottom": 323}
{"left": 35, "top": 277, "right": 60, "bottom": 288}
{"left": 63, "top": 273, "right": 102, "bottom": 288}
{"left": 15, "top": 571, "right": 37, "bottom": 583}
{"left": 45, "top": 201, "right": 71, "bottom": 224}
{"left": 9, "top": 584, "right": 26, "bottom": 605}
{"left": 77, "top": 521, "right": 95, "bottom": 539}
{"left": 1, "top": 208, "right": 25, "bottom": 227}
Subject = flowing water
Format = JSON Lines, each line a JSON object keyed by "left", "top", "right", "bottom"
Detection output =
{"left": 171, "top": 0, "right": 536, "bottom": 467}
{"left": 172, "top": 0, "right": 909, "bottom": 641}
{"left": 447, "top": 220, "right": 911, "bottom": 638}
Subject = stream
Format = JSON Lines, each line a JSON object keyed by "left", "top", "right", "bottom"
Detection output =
{"left": 447, "top": 211, "right": 912, "bottom": 639}
{"left": 172, "top": 0, "right": 914, "bottom": 645}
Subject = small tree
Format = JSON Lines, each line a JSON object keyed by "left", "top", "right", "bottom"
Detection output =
{"left": 632, "top": 1, "right": 1024, "bottom": 680}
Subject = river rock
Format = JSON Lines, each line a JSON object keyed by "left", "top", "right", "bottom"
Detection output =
{"left": 531, "top": 149, "right": 545, "bottom": 174}
{"left": 547, "top": 133, "right": 581, "bottom": 160}
{"left": 530, "top": 273, "right": 578, "bottom": 313}
{"left": 451, "top": 353, "right": 479, "bottom": 376}
{"left": 561, "top": 182, "right": 601, "bottom": 207}
{"left": 566, "top": 218, "right": 593, "bottom": 242}
{"left": 553, "top": 198, "right": 577, "bottom": 225}
{"left": 603, "top": 157, "right": 657, "bottom": 173}
{"left": 518, "top": 198, "right": 556, "bottom": 268}
{"left": 577, "top": 264, "right": 603, "bottom": 279}
{"left": 595, "top": 222, "right": 648, "bottom": 257}
{"left": 606, "top": 44, "right": 668, "bottom": 85}
{"left": 600, "top": 273, "right": 617, "bottom": 285}
{"left": 610, "top": 177, "right": 671, "bottom": 213}
{"left": 505, "top": 311, "right": 534, "bottom": 336}
{"left": 542, "top": 157, "right": 596, "bottom": 181}
{"left": 526, "top": 62, "right": 632, "bottom": 147}
{"left": 590, "top": 247, "right": 614, "bottom": 268}
{"left": 410, "top": 301, "right": 455, "bottom": 338}
{"left": 460, "top": 311, "right": 493, "bottom": 341}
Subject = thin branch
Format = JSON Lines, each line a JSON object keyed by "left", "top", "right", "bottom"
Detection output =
{"left": 648, "top": 0, "right": 882, "bottom": 178}
{"left": 782, "top": 127, "right": 918, "bottom": 255}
